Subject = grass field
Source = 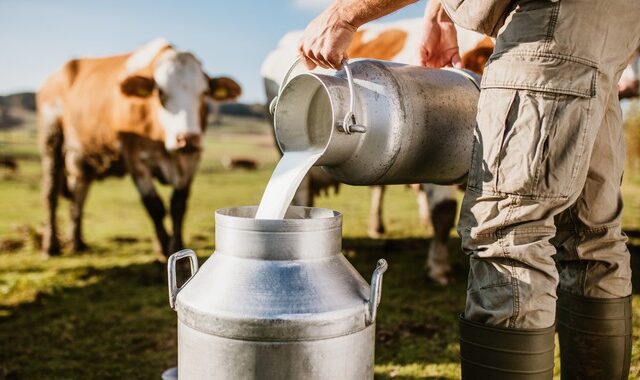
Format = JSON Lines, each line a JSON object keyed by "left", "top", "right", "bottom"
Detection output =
{"left": 1, "top": 115, "right": 639, "bottom": 379}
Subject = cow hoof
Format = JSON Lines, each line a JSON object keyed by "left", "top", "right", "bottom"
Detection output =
{"left": 367, "top": 229, "right": 383, "bottom": 239}
{"left": 428, "top": 273, "right": 452, "bottom": 286}
{"left": 168, "top": 240, "right": 184, "bottom": 255}
{"left": 367, "top": 224, "right": 385, "bottom": 239}
{"left": 152, "top": 240, "right": 170, "bottom": 260}
{"left": 72, "top": 241, "right": 89, "bottom": 253}
{"left": 42, "top": 241, "right": 62, "bottom": 258}
{"left": 425, "top": 265, "right": 453, "bottom": 286}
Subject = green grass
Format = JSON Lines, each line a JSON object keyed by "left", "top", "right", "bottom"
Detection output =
{"left": 1, "top": 116, "right": 640, "bottom": 379}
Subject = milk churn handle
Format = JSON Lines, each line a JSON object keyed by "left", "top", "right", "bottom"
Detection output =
{"left": 268, "top": 56, "right": 304, "bottom": 116}
{"left": 366, "top": 259, "right": 389, "bottom": 325}
{"left": 340, "top": 59, "right": 366, "bottom": 134}
{"left": 270, "top": 58, "right": 365, "bottom": 134}
{"left": 167, "top": 249, "right": 199, "bottom": 310}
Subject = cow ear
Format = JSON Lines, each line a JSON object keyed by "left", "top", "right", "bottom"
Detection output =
{"left": 208, "top": 76, "right": 242, "bottom": 101}
{"left": 120, "top": 75, "right": 156, "bottom": 98}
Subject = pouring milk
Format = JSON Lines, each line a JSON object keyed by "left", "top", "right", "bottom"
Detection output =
{"left": 255, "top": 150, "right": 323, "bottom": 219}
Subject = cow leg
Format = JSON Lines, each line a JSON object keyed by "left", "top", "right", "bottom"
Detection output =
{"left": 64, "top": 150, "right": 93, "bottom": 252}
{"left": 412, "top": 184, "right": 430, "bottom": 226}
{"left": 68, "top": 174, "right": 92, "bottom": 252}
{"left": 40, "top": 124, "right": 64, "bottom": 256}
{"left": 169, "top": 186, "right": 191, "bottom": 254}
{"left": 368, "top": 185, "right": 386, "bottom": 239}
{"left": 132, "top": 174, "right": 170, "bottom": 259}
{"left": 424, "top": 185, "right": 457, "bottom": 285}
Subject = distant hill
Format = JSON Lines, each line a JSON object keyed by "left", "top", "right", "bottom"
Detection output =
{"left": 218, "top": 103, "right": 267, "bottom": 119}
{"left": 0, "top": 92, "right": 36, "bottom": 129}
{"left": 0, "top": 92, "right": 36, "bottom": 111}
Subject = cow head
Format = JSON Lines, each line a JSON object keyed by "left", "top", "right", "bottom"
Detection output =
{"left": 120, "top": 47, "right": 241, "bottom": 152}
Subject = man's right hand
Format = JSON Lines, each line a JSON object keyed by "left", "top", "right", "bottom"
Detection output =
{"left": 298, "top": 0, "right": 418, "bottom": 71}
{"left": 419, "top": 0, "right": 461, "bottom": 68}
{"left": 298, "top": 4, "right": 357, "bottom": 70}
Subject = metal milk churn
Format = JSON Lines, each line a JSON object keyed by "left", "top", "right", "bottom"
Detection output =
{"left": 167, "top": 206, "right": 388, "bottom": 379}
{"left": 270, "top": 59, "right": 480, "bottom": 185}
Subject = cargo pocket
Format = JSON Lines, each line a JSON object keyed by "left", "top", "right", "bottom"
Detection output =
{"left": 471, "top": 54, "right": 598, "bottom": 199}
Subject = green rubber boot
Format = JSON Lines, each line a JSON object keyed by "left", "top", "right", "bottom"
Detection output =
{"left": 459, "top": 315, "right": 555, "bottom": 379}
{"left": 556, "top": 290, "right": 632, "bottom": 380}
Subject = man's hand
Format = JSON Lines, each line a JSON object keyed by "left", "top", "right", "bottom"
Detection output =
{"left": 419, "top": 0, "right": 461, "bottom": 68}
{"left": 299, "top": 4, "right": 357, "bottom": 70}
{"left": 298, "top": 0, "right": 418, "bottom": 70}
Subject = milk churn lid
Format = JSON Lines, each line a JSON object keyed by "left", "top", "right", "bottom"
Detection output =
{"left": 173, "top": 206, "right": 376, "bottom": 341}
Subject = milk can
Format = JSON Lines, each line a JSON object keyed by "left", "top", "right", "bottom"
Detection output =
{"left": 167, "top": 206, "right": 388, "bottom": 379}
{"left": 270, "top": 59, "right": 480, "bottom": 185}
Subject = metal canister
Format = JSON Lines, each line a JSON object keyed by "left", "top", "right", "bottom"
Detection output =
{"left": 271, "top": 59, "right": 480, "bottom": 185}
{"left": 167, "top": 206, "right": 388, "bottom": 379}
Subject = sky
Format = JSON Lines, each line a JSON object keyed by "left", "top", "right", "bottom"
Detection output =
{"left": 0, "top": 0, "right": 425, "bottom": 103}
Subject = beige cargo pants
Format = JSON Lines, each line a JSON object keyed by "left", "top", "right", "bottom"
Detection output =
{"left": 458, "top": 0, "right": 640, "bottom": 328}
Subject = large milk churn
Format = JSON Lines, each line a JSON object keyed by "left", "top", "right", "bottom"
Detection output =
{"left": 271, "top": 59, "right": 480, "bottom": 185}
{"left": 167, "top": 206, "right": 388, "bottom": 379}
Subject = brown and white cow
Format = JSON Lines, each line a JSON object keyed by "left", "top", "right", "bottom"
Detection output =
{"left": 262, "top": 19, "right": 491, "bottom": 285}
{"left": 37, "top": 38, "right": 241, "bottom": 258}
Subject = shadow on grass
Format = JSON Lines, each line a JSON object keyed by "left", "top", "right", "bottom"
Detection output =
{"left": 0, "top": 236, "right": 638, "bottom": 379}
{"left": 347, "top": 237, "right": 468, "bottom": 379}
{"left": 0, "top": 260, "right": 176, "bottom": 380}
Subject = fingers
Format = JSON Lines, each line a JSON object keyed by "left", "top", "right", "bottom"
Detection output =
{"left": 307, "top": 50, "right": 326, "bottom": 69}
{"left": 324, "top": 51, "right": 345, "bottom": 70}
{"left": 317, "top": 50, "right": 337, "bottom": 70}
{"left": 301, "top": 54, "right": 317, "bottom": 70}
{"left": 423, "top": 47, "right": 461, "bottom": 69}
{"left": 299, "top": 43, "right": 347, "bottom": 70}
{"left": 451, "top": 51, "right": 462, "bottom": 69}
{"left": 340, "top": 52, "right": 349, "bottom": 68}
{"left": 419, "top": 44, "right": 430, "bottom": 67}
{"left": 299, "top": 43, "right": 332, "bottom": 70}
{"left": 298, "top": 43, "right": 320, "bottom": 70}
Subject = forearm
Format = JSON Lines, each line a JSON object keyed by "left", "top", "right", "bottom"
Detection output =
{"left": 418, "top": 0, "right": 460, "bottom": 68}
{"left": 424, "top": 0, "right": 451, "bottom": 23}
{"left": 333, "top": 0, "right": 419, "bottom": 28}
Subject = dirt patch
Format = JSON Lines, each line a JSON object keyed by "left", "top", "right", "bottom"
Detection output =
{"left": 0, "top": 224, "right": 41, "bottom": 253}
{"left": 0, "top": 238, "right": 24, "bottom": 252}
{"left": 110, "top": 236, "right": 141, "bottom": 244}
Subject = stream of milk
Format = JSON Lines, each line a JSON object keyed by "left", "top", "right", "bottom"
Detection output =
{"left": 256, "top": 81, "right": 333, "bottom": 219}
{"left": 254, "top": 150, "right": 323, "bottom": 219}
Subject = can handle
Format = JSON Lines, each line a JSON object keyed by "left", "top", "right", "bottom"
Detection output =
{"left": 269, "top": 57, "right": 366, "bottom": 134}
{"left": 366, "top": 259, "right": 388, "bottom": 325}
{"left": 167, "top": 249, "right": 199, "bottom": 310}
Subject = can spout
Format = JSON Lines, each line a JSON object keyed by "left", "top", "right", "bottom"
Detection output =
{"left": 366, "top": 259, "right": 388, "bottom": 325}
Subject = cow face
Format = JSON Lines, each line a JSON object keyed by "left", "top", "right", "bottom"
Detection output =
{"left": 153, "top": 51, "right": 209, "bottom": 152}
{"left": 120, "top": 49, "right": 242, "bottom": 152}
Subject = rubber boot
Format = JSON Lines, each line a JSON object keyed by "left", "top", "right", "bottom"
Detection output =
{"left": 556, "top": 290, "right": 632, "bottom": 380}
{"left": 459, "top": 315, "right": 555, "bottom": 379}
